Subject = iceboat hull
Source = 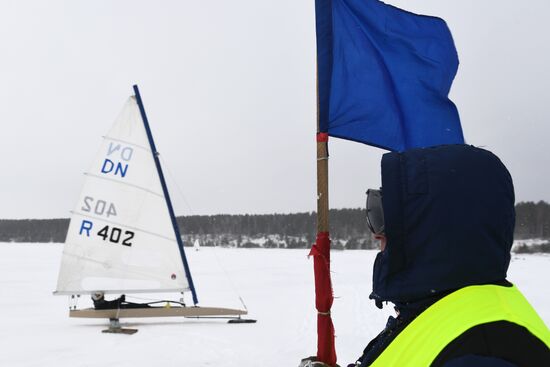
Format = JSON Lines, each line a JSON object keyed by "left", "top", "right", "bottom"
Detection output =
{"left": 70, "top": 306, "right": 247, "bottom": 319}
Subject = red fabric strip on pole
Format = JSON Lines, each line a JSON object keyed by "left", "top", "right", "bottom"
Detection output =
{"left": 317, "top": 132, "right": 329, "bottom": 142}
{"left": 309, "top": 231, "right": 336, "bottom": 366}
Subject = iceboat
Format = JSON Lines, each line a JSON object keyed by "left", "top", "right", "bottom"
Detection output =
{"left": 54, "top": 85, "right": 252, "bottom": 333}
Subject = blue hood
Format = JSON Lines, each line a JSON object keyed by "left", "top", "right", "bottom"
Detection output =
{"left": 371, "top": 145, "right": 515, "bottom": 305}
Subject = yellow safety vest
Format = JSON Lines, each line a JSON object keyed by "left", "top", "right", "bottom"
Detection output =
{"left": 370, "top": 285, "right": 550, "bottom": 367}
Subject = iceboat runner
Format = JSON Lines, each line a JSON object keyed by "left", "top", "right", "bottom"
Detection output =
{"left": 54, "top": 85, "right": 253, "bottom": 333}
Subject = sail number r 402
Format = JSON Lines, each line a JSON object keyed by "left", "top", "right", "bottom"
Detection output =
{"left": 79, "top": 220, "right": 134, "bottom": 247}
{"left": 97, "top": 225, "right": 134, "bottom": 246}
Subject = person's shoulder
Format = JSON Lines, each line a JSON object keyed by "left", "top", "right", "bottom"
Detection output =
{"left": 433, "top": 320, "right": 550, "bottom": 367}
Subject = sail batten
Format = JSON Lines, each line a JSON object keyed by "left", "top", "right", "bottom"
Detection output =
{"left": 83, "top": 173, "right": 164, "bottom": 197}
{"left": 54, "top": 288, "right": 188, "bottom": 296}
{"left": 102, "top": 136, "right": 151, "bottom": 152}
{"left": 55, "top": 91, "right": 191, "bottom": 296}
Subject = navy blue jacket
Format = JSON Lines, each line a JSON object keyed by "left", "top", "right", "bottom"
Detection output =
{"left": 358, "top": 145, "right": 549, "bottom": 366}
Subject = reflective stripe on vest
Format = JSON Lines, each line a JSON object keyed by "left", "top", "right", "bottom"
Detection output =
{"left": 370, "top": 285, "right": 550, "bottom": 367}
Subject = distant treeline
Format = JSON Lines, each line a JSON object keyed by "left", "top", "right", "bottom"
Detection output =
{"left": 0, "top": 218, "right": 68, "bottom": 243}
{"left": 514, "top": 201, "right": 550, "bottom": 239}
{"left": 0, "top": 209, "right": 372, "bottom": 249}
{"left": 176, "top": 209, "right": 370, "bottom": 249}
{"left": 1, "top": 201, "right": 549, "bottom": 250}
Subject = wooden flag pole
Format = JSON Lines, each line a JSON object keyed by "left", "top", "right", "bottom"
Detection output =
{"left": 309, "top": 71, "right": 336, "bottom": 365}
{"left": 316, "top": 138, "right": 329, "bottom": 232}
{"left": 316, "top": 64, "right": 329, "bottom": 233}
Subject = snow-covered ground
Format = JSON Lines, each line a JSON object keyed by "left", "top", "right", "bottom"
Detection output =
{"left": 0, "top": 243, "right": 548, "bottom": 367}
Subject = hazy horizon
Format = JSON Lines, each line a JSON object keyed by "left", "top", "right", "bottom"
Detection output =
{"left": 1, "top": 0, "right": 549, "bottom": 219}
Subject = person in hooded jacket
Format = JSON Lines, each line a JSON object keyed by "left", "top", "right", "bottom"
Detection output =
{"left": 351, "top": 144, "right": 550, "bottom": 367}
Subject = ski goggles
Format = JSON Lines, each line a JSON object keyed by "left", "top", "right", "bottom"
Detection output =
{"left": 366, "top": 189, "right": 385, "bottom": 235}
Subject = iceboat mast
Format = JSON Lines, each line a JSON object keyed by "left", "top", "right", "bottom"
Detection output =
{"left": 132, "top": 84, "right": 198, "bottom": 305}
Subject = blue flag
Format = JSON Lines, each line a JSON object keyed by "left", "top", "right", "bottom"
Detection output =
{"left": 316, "top": 0, "right": 465, "bottom": 152}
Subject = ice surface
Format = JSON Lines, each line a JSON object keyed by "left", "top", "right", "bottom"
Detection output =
{"left": 0, "top": 243, "right": 548, "bottom": 367}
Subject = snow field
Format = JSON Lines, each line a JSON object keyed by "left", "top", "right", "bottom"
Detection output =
{"left": 0, "top": 243, "right": 547, "bottom": 367}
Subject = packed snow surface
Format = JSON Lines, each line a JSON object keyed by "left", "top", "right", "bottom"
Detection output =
{"left": 0, "top": 243, "right": 548, "bottom": 367}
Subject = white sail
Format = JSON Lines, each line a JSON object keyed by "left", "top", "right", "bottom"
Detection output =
{"left": 55, "top": 96, "right": 190, "bottom": 295}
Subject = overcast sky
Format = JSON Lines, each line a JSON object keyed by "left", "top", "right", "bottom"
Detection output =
{"left": 1, "top": 0, "right": 549, "bottom": 219}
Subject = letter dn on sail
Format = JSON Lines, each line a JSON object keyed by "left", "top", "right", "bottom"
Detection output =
{"left": 101, "top": 142, "right": 133, "bottom": 177}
